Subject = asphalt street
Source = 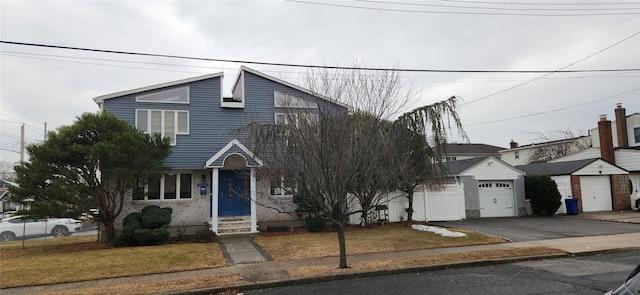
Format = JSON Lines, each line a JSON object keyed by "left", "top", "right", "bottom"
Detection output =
{"left": 431, "top": 215, "right": 640, "bottom": 242}
{"left": 246, "top": 249, "right": 640, "bottom": 295}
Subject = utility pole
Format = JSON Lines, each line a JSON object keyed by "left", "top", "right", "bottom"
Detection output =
{"left": 44, "top": 122, "right": 47, "bottom": 141}
{"left": 20, "top": 124, "right": 25, "bottom": 162}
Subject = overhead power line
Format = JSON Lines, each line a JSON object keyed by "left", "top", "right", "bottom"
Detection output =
{"left": 1, "top": 40, "right": 639, "bottom": 74}
{"left": 286, "top": 0, "right": 640, "bottom": 16}
{"left": 461, "top": 31, "right": 640, "bottom": 106}
{"left": 356, "top": 0, "right": 640, "bottom": 11}
{"left": 441, "top": 0, "right": 640, "bottom": 6}
{"left": 466, "top": 87, "right": 640, "bottom": 127}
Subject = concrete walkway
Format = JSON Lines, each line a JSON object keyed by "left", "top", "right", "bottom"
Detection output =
{"left": 3, "top": 212, "right": 639, "bottom": 295}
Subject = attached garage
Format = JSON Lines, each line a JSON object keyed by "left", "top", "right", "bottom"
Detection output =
{"left": 517, "top": 158, "right": 628, "bottom": 214}
{"left": 478, "top": 181, "right": 516, "bottom": 217}
{"left": 449, "top": 157, "right": 526, "bottom": 218}
{"left": 580, "top": 176, "right": 613, "bottom": 212}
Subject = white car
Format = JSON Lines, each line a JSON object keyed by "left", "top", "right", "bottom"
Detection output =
{"left": 0, "top": 215, "right": 83, "bottom": 242}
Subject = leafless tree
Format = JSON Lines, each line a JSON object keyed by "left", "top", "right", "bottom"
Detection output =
{"left": 527, "top": 128, "right": 590, "bottom": 163}
{"left": 244, "top": 66, "right": 465, "bottom": 269}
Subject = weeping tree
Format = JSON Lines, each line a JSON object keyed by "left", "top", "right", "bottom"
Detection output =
{"left": 11, "top": 112, "right": 171, "bottom": 241}
{"left": 392, "top": 96, "right": 468, "bottom": 221}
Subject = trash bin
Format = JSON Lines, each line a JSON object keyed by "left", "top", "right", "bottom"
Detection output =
{"left": 565, "top": 198, "right": 579, "bottom": 215}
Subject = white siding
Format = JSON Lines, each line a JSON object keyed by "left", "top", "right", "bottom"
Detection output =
{"left": 461, "top": 158, "right": 523, "bottom": 180}
{"left": 550, "top": 148, "right": 600, "bottom": 163}
{"left": 500, "top": 148, "right": 535, "bottom": 166}
{"left": 615, "top": 150, "right": 640, "bottom": 171}
{"left": 573, "top": 159, "right": 628, "bottom": 176}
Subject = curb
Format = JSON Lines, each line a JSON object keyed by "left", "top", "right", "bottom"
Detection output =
{"left": 173, "top": 247, "right": 640, "bottom": 295}
{"left": 169, "top": 252, "right": 573, "bottom": 295}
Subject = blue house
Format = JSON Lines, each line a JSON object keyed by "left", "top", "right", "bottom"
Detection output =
{"left": 93, "top": 66, "right": 348, "bottom": 235}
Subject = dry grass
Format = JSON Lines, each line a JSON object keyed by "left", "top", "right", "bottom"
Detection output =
{"left": 285, "top": 246, "right": 565, "bottom": 278}
{"left": 255, "top": 224, "right": 507, "bottom": 261}
{"left": 32, "top": 275, "right": 243, "bottom": 295}
{"left": 0, "top": 236, "right": 226, "bottom": 288}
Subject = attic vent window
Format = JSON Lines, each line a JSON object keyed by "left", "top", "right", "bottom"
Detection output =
{"left": 136, "top": 86, "right": 189, "bottom": 104}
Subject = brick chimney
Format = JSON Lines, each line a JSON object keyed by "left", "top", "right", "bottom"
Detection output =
{"left": 598, "top": 114, "right": 615, "bottom": 164}
{"left": 614, "top": 103, "right": 628, "bottom": 148}
{"left": 509, "top": 140, "right": 518, "bottom": 149}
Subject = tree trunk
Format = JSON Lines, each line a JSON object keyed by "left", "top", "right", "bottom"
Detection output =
{"left": 335, "top": 222, "right": 348, "bottom": 268}
{"left": 406, "top": 189, "right": 414, "bottom": 222}
{"left": 102, "top": 219, "right": 116, "bottom": 242}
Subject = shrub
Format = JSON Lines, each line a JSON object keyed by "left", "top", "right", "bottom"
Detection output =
{"left": 525, "top": 175, "right": 562, "bottom": 216}
{"left": 114, "top": 205, "right": 172, "bottom": 246}
{"left": 303, "top": 217, "right": 326, "bottom": 232}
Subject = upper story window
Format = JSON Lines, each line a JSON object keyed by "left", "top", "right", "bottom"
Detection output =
{"left": 275, "top": 113, "right": 319, "bottom": 126}
{"left": 136, "top": 109, "right": 189, "bottom": 145}
{"left": 136, "top": 87, "right": 189, "bottom": 104}
{"left": 274, "top": 91, "right": 318, "bottom": 109}
{"left": 514, "top": 151, "right": 520, "bottom": 159}
{"left": 634, "top": 127, "right": 640, "bottom": 143}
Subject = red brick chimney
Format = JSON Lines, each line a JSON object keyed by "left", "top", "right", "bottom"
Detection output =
{"left": 509, "top": 140, "right": 518, "bottom": 149}
{"left": 614, "top": 103, "right": 628, "bottom": 148}
{"left": 598, "top": 114, "right": 615, "bottom": 164}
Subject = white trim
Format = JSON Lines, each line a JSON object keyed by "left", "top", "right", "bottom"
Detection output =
{"left": 93, "top": 72, "right": 223, "bottom": 103}
{"left": 250, "top": 168, "right": 258, "bottom": 233}
{"left": 239, "top": 66, "right": 351, "bottom": 110}
{"left": 211, "top": 169, "right": 219, "bottom": 234}
{"left": 205, "top": 139, "right": 264, "bottom": 168}
{"left": 458, "top": 156, "right": 526, "bottom": 177}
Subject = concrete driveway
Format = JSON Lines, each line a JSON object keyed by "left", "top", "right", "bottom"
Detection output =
{"left": 431, "top": 211, "right": 640, "bottom": 242}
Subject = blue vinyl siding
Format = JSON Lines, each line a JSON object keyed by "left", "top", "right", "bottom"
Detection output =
{"left": 102, "top": 70, "right": 347, "bottom": 170}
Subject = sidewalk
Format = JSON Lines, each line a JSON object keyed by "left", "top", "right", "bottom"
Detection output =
{"left": 3, "top": 212, "right": 639, "bottom": 295}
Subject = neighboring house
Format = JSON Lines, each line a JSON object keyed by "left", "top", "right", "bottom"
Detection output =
{"left": 516, "top": 158, "right": 629, "bottom": 213}
{"left": 94, "top": 66, "right": 348, "bottom": 236}
{"left": 348, "top": 155, "right": 526, "bottom": 224}
{"left": 500, "top": 136, "right": 591, "bottom": 166}
{"left": 447, "top": 156, "right": 527, "bottom": 218}
{"left": 0, "top": 180, "right": 21, "bottom": 216}
{"left": 440, "top": 143, "right": 505, "bottom": 162}
{"left": 549, "top": 103, "right": 640, "bottom": 211}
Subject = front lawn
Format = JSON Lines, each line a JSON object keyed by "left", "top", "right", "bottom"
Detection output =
{"left": 254, "top": 223, "right": 508, "bottom": 261}
{"left": 0, "top": 236, "right": 226, "bottom": 288}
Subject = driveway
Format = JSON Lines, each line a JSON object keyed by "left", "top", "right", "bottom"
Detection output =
{"left": 431, "top": 213, "right": 640, "bottom": 242}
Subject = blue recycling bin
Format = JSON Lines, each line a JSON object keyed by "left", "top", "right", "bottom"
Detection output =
{"left": 565, "top": 199, "right": 579, "bottom": 215}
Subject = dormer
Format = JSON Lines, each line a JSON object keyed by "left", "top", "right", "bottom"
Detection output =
{"left": 222, "top": 70, "right": 245, "bottom": 108}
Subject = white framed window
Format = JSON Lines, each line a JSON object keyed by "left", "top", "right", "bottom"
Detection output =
{"left": 274, "top": 90, "right": 318, "bottom": 108}
{"left": 270, "top": 176, "right": 297, "bottom": 197}
{"left": 634, "top": 127, "right": 640, "bottom": 143}
{"left": 514, "top": 151, "right": 520, "bottom": 159}
{"left": 133, "top": 173, "right": 192, "bottom": 201}
{"left": 274, "top": 113, "right": 319, "bottom": 126}
{"left": 136, "top": 109, "right": 189, "bottom": 145}
{"left": 136, "top": 87, "right": 189, "bottom": 104}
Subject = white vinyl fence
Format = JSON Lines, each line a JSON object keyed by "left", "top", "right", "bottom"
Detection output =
{"left": 348, "top": 184, "right": 466, "bottom": 225}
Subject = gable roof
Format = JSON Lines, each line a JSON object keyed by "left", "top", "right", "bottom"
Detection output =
{"left": 516, "top": 159, "right": 597, "bottom": 176}
{"left": 205, "top": 139, "right": 263, "bottom": 168}
{"left": 237, "top": 66, "right": 351, "bottom": 110}
{"left": 93, "top": 72, "right": 224, "bottom": 104}
{"left": 516, "top": 158, "right": 628, "bottom": 176}
{"left": 447, "top": 156, "right": 524, "bottom": 176}
{"left": 442, "top": 143, "right": 505, "bottom": 155}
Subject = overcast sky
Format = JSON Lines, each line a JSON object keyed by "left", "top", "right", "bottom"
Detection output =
{"left": 1, "top": 0, "right": 639, "bottom": 163}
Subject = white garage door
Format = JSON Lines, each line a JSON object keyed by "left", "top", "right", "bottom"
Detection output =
{"left": 479, "top": 181, "right": 516, "bottom": 218}
{"left": 580, "top": 176, "right": 612, "bottom": 212}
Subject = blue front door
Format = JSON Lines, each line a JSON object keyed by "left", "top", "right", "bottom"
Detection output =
{"left": 218, "top": 170, "right": 251, "bottom": 217}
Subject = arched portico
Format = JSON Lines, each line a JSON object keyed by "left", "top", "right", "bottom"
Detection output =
{"left": 205, "top": 139, "right": 263, "bottom": 235}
